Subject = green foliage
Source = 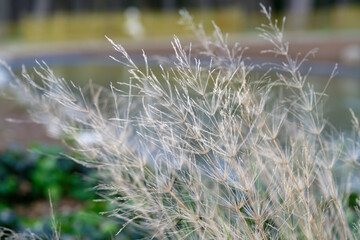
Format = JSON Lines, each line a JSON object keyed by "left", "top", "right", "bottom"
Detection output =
{"left": 0, "top": 144, "right": 127, "bottom": 239}
{"left": 0, "top": 144, "right": 95, "bottom": 202}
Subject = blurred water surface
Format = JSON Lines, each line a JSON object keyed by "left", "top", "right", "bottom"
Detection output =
{"left": 11, "top": 57, "right": 359, "bottom": 133}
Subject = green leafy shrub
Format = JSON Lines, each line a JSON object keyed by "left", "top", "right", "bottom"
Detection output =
{"left": 0, "top": 144, "right": 94, "bottom": 201}
{"left": 0, "top": 145, "right": 124, "bottom": 239}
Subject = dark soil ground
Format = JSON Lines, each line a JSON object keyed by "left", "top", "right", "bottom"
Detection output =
{"left": 0, "top": 97, "right": 57, "bottom": 150}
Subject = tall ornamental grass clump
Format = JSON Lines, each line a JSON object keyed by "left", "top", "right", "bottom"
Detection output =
{"left": 4, "top": 5, "right": 360, "bottom": 239}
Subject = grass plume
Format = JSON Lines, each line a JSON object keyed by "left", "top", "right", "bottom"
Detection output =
{"left": 6, "top": 5, "right": 360, "bottom": 239}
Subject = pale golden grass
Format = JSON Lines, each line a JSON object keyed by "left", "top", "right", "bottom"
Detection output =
{"left": 4, "top": 5, "right": 360, "bottom": 239}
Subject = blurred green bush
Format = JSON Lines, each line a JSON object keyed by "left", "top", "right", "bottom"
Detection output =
{"left": 0, "top": 144, "right": 143, "bottom": 239}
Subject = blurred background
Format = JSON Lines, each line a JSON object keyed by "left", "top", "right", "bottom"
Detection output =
{"left": 0, "top": 0, "right": 359, "bottom": 238}
{"left": 0, "top": 0, "right": 360, "bottom": 147}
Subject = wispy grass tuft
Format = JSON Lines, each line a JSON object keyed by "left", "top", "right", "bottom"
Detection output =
{"left": 6, "top": 5, "right": 360, "bottom": 239}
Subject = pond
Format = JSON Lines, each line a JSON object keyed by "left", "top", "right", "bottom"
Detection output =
{"left": 7, "top": 54, "right": 360, "bottom": 132}
{"left": 11, "top": 58, "right": 360, "bottom": 130}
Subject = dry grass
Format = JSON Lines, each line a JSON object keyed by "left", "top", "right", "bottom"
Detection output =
{"left": 4, "top": 5, "right": 360, "bottom": 239}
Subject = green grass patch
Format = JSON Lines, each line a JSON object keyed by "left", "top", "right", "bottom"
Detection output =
{"left": 17, "top": 8, "right": 244, "bottom": 43}
{"left": 2, "top": 5, "right": 356, "bottom": 44}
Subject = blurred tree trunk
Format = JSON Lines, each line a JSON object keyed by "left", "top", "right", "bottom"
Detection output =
{"left": 162, "top": 0, "right": 176, "bottom": 10}
{"left": 9, "top": 0, "right": 21, "bottom": 23}
{"left": 5, "top": 0, "right": 22, "bottom": 37}
{"left": 0, "top": 0, "right": 10, "bottom": 21}
{"left": 0, "top": 0, "right": 10, "bottom": 37}
{"left": 110, "top": 0, "right": 124, "bottom": 9}
{"left": 213, "top": 0, "right": 238, "bottom": 7}
{"left": 72, "top": 0, "right": 88, "bottom": 11}
{"left": 33, "top": 0, "right": 51, "bottom": 18}
{"left": 240, "top": 0, "right": 271, "bottom": 12}
{"left": 198, "top": 0, "right": 211, "bottom": 8}
{"left": 338, "top": 0, "right": 350, "bottom": 4}
{"left": 94, "top": 0, "right": 106, "bottom": 10}
{"left": 288, "top": 0, "right": 314, "bottom": 29}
